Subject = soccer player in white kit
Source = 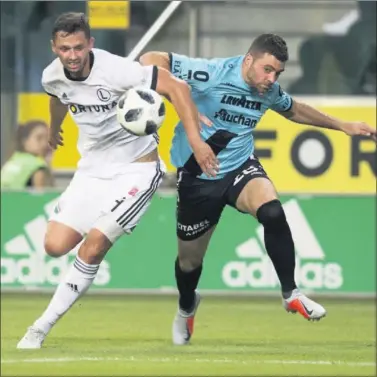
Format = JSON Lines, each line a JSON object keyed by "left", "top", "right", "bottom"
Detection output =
{"left": 17, "top": 12, "right": 218, "bottom": 349}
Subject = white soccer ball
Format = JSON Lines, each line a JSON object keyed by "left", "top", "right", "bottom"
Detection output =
{"left": 117, "top": 87, "right": 165, "bottom": 136}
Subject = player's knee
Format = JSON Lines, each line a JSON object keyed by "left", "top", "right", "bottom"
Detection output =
{"left": 256, "top": 199, "right": 287, "bottom": 230}
{"left": 178, "top": 254, "right": 203, "bottom": 272}
{"left": 44, "top": 237, "right": 72, "bottom": 258}
{"left": 178, "top": 244, "right": 203, "bottom": 272}
{"left": 78, "top": 232, "right": 111, "bottom": 265}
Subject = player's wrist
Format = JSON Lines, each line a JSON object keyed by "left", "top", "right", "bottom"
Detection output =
{"left": 187, "top": 133, "right": 203, "bottom": 149}
{"left": 337, "top": 121, "right": 348, "bottom": 133}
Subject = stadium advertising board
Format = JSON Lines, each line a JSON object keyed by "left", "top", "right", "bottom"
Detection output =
{"left": 1, "top": 192, "right": 375, "bottom": 296}
{"left": 87, "top": 1, "right": 130, "bottom": 29}
{"left": 18, "top": 95, "right": 375, "bottom": 194}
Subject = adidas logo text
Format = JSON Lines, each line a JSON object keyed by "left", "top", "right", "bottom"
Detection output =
{"left": 222, "top": 200, "right": 343, "bottom": 290}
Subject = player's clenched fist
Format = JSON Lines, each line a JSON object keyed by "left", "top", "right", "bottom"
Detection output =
{"left": 192, "top": 141, "right": 219, "bottom": 178}
{"left": 48, "top": 128, "right": 64, "bottom": 149}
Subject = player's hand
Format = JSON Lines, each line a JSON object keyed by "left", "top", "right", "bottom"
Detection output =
{"left": 192, "top": 140, "right": 219, "bottom": 178}
{"left": 48, "top": 128, "right": 64, "bottom": 149}
{"left": 341, "top": 121, "right": 376, "bottom": 141}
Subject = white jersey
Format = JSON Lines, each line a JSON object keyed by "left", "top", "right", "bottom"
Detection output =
{"left": 42, "top": 48, "right": 159, "bottom": 178}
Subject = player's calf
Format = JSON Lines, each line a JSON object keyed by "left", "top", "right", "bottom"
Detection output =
{"left": 78, "top": 229, "right": 112, "bottom": 264}
{"left": 18, "top": 229, "right": 111, "bottom": 348}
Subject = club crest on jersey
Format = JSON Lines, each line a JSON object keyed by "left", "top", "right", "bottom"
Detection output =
{"left": 97, "top": 88, "right": 112, "bottom": 102}
{"left": 128, "top": 187, "right": 139, "bottom": 197}
{"left": 69, "top": 101, "right": 117, "bottom": 114}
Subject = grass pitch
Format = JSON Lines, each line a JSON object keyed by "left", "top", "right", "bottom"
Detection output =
{"left": 1, "top": 293, "right": 375, "bottom": 376}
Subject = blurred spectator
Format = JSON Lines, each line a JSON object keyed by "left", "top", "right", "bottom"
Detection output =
{"left": 289, "top": 1, "right": 376, "bottom": 95}
{"left": 1, "top": 121, "right": 54, "bottom": 189}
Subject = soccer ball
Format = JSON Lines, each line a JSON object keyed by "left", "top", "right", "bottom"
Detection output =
{"left": 117, "top": 87, "right": 165, "bottom": 136}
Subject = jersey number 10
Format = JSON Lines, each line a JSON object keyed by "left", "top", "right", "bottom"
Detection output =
{"left": 187, "top": 70, "right": 209, "bottom": 82}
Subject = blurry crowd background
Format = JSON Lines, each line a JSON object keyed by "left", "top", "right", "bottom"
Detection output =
{"left": 1, "top": 0, "right": 376, "bottom": 190}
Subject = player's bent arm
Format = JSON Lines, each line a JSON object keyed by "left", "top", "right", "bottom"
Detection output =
{"left": 49, "top": 96, "right": 68, "bottom": 133}
{"left": 155, "top": 67, "right": 201, "bottom": 145}
{"left": 140, "top": 52, "right": 170, "bottom": 72}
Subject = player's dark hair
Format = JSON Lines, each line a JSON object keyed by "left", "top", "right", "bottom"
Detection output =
{"left": 52, "top": 12, "right": 90, "bottom": 40}
{"left": 248, "top": 34, "right": 289, "bottom": 62}
{"left": 15, "top": 121, "right": 48, "bottom": 152}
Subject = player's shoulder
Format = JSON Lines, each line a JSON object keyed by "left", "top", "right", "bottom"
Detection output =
{"left": 92, "top": 47, "right": 117, "bottom": 61}
{"left": 42, "top": 57, "right": 63, "bottom": 85}
{"left": 215, "top": 55, "right": 243, "bottom": 67}
{"left": 92, "top": 48, "right": 134, "bottom": 68}
{"left": 271, "top": 81, "right": 284, "bottom": 92}
{"left": 267, "top": 81, "right": 289, "bottom": 99}
{"left": 204, "top": 55, "right": 243, "bottom": 83}
{"left": 215, "top": 55, "right": 243, "bottom": 74}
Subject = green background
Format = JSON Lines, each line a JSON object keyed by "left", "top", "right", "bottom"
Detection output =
{"left": 1, "top": 192, "right": 375, "bottom": 294}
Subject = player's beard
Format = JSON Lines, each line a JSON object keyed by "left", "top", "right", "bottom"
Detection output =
{"left": 246, "top": 67, "right": 262, "bottom": 92}
{"left": 246, "top": 66, "right": 271, "bottom": 94}
{"left": 66, "top": 55, "right": 89, "bottom": 78}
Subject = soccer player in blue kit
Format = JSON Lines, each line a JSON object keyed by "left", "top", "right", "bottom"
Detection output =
{"left": 140, "top": 34, "right": 376, "bottom": 345}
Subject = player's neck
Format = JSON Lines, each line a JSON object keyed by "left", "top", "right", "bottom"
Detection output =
{"left": 80, "top": 60, "right": 91, "bottom": 78}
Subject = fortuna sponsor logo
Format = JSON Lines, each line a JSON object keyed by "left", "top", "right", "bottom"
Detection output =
{"left": 220, "top": 94, "right": 262, "bottom": 111}
{"left": 69, "top": 101, "right": 117, "bottom": 115}
{"left": 214, "top": 109, "right": 257, "bottom": 128}
{"left": 178, "top": 220, "right": 211, "bottom": 236}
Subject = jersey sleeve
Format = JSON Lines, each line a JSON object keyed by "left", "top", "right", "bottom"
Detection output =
{"left": 112, "top": 56, "right": 158, "bottom": 91}
{"left": 270, "top": 83, "right": 293, "bottom": 112}
{"left": 169, "top": 53, "right": 217, "bottom": 92}
{"left": 41, "top": 70, "right": 58, "bottom": 98}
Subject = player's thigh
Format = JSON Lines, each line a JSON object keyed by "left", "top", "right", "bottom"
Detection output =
{"left": 48, "top": 171, "right": 105, "bottom": 239}
{"left": 236, "top": 178, "right": 278, "bottom": 216}
{"left": 176, "top": 168, "right": 225, "bottom": 267}
{"left": 44, "top": 221, "right": 83, "bottom": 257}
{"left": 93, "top": 160, "right": 165, "bottom": 244}
{"left": 227, "top": 157, "right": 278, "bottom": 217}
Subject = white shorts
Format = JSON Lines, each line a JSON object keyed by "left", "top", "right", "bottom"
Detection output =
{"left": 49, "top": 160, "right": 165, "bottom": 243}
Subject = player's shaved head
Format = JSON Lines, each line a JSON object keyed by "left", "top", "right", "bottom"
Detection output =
{"left": 248, "top": 34, "right": 289, "bottom": 62}
{"left": 52, "top": 12, "right": 91, "bottom": 40}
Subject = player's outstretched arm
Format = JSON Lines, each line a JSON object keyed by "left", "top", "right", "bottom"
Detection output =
{"left": 281, "top": 99, "right": 376, "bottom": 141}
{"left": 48, "top": 96, "right": 68, "bottom": 149}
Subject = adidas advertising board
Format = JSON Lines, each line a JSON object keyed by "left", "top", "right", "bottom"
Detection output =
{"left": 1, "top": 192, "right": 375, "bottom": 295}
{"left": 222, "top": 200, "right": 343, "bottom": 290}
{"left": 1, "top": 198, "right": 110, "bottom": 287}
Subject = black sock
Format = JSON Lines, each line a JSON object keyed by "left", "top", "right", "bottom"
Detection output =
{"left": 257, "top": 200, "right": 297, "bottom": 296}
{"left": 175, "top": 258, "right": 202, "bottom": 311}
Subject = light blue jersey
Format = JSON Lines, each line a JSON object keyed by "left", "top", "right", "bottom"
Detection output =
{"left": 169, "top": 53, "right": 293, "bottom": 180}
